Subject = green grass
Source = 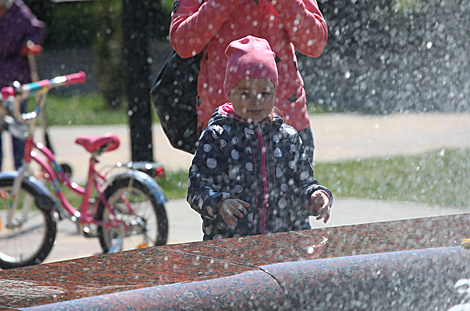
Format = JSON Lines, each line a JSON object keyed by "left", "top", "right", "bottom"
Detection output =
{"left": 313, "top": 148, "right": 470, "bottom": 208}
{"left": 40, "top": 94, "right": 159, "bottom": 126}
{"left": 306, "top": 101, "right": 346, "bottom": 114}
{"left": 39, "top": 94, "right": 126, "bottom": 126}
{"left": 156, "top": 148, "right": 470, "bottom": 207}
{"left": 392, "top": 0, "right": 421, "bottom": 12}
{"left": 155, "top": 171, "right": 189, "bottom": 200}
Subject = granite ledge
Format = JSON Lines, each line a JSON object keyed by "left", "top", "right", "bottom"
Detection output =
{"left": 0, "top": 213, "right": 468, "bottom": 309}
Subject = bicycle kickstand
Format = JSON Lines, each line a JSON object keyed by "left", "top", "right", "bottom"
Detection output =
{"left": 107, "top": 224, "right": 125, "bottom": 253}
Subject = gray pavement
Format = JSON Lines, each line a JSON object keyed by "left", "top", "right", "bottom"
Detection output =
{"left": 1, "top": 112, "right": 469, "bottom": 264}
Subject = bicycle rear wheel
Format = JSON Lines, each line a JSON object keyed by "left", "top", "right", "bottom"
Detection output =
{"left": 0, "top": 178, "right": 57, "bottom": 269}
{"left": 96, "top": 177, "right": 168, "bottom": 253}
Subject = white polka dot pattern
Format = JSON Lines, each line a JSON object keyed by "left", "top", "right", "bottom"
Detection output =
{"left": 231, "top": 149, "right": 239, "bottom": 160}
{"left": 278, "top": 197, "right": 287, "bottom": 209}
{"left": 281, "top": 183, "right": 288, "bottom": 191}
{"left": 203, "top": 144, "right": 212, "bottom": 152}
{"left": 207, "top": 158, "right": 217, "bottom": 169}
{"left": 274, "top": 147, "right": 282, "bottom": 158}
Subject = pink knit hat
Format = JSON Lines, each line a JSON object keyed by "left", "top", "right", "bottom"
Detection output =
{"left": 224, "top": 36, "right": 278, "bottom": 98}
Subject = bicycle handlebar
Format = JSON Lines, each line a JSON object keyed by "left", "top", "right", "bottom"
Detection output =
{"left": 1, "top": 72, "right": 87, "bottom": 125}
{"left": 1, "top": 71, "right": 87, "bottom": 99}
{"left": 64, "top": 72, "right": 87, "bottom": 86}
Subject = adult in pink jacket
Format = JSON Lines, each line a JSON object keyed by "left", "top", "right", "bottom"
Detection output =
{"left": 170, "top": 0, "right": 327, "bottom": 159}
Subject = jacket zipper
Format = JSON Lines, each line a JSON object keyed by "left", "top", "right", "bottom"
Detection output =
{"left": 255, "top": 127, "right": 268, "bottom": 234}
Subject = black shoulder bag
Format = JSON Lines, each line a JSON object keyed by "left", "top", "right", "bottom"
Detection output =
{"left": 150, "top": 50, "right": 202, "bottom": 154}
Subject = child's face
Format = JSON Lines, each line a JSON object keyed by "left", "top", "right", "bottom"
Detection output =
{"left": 228, "top": 78, "right": 275, "bottom": 123}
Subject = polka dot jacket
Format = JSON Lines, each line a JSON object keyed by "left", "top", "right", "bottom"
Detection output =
{"left": 187, "top": 103, "right": 333, "bottom": 240}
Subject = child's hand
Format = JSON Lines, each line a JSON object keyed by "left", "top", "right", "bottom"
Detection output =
{"left": 311, "top": 190, "right": 331, "bottom": 224}
{"left": 219, "top": 199, "right": 250, "bottom": 228}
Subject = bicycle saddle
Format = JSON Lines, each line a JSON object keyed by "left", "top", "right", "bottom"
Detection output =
{"left": 75, "top": 134, "right": 120, "bottom": 153}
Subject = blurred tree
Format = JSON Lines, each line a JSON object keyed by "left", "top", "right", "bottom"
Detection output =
{"left": 93, "top": 0, "right": 124, "bottom": 109}
{"left": 148, "top": 0, "right": 172, "bottom": 41}
{"left": 90, "top": 0, "right": 171, "bottom": 111}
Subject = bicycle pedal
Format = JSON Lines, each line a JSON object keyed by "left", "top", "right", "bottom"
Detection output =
{"left": 83, "top": 226, "right": 99, "bottom": 238}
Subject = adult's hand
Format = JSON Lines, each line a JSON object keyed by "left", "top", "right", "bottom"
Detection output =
{"left": 20, "top": 41, "right": 42, "bottom": 56}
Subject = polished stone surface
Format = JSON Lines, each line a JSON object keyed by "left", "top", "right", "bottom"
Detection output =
{"left": 0, "top": 213, "right": 469, "bottom": 309}
{"left": 263, "top": 246, "right": 470, "bottom": 310}
{"left": 160, "top": 213, "right": 470, "bottom": 262}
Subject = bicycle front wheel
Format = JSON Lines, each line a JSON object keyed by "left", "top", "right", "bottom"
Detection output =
{"left": 96, "top": 177, "right": 168, "bottom": 253}
{"left": 0, "top": 178, "right": 57, "bottom": 269}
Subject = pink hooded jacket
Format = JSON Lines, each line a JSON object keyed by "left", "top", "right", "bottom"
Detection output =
{"left": 170, "top": 0, "right": 327, "bottom": 133}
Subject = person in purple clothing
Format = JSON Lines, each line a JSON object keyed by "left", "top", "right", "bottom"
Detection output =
{"left": 0, "top": 0, "right": 45, "bottom": 170}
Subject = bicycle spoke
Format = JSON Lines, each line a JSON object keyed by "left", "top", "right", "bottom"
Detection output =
{"left": 0, "top": 180, "right": 56, "bottom": 269}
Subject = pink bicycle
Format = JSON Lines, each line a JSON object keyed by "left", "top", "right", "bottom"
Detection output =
{"left": 0, "top": 72, "right": 168, "bottom": 269}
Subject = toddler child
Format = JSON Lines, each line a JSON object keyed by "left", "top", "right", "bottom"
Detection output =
{"left": 187, "top": 35, "right": 333, "bottom": 240}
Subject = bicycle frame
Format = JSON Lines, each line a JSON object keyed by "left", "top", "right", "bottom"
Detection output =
{"left": 10, "top": 135, "right": 138, "bottom": 231}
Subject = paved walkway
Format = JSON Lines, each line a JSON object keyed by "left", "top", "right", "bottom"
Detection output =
{"left": 1, "top": 112, "right": 469, "bottom": 264}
